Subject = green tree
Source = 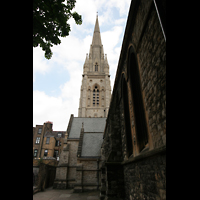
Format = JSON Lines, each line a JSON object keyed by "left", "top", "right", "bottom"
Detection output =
{"left": 33, "top": 0, "right": 82, "bottom": 59}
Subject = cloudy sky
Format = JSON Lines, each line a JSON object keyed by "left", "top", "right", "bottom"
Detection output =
{"left": 33, "top": 0, "right": 132, "bottom": 131}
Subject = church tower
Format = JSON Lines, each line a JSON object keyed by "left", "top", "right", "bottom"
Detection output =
{"left": 78, "top": 15, "right": 111, "bottom": 118}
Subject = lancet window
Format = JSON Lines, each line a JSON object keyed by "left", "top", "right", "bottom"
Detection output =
{"left": 93, "top": 85, "right": 99, "bottom": 106}
{"left": 95, "top": 63, "right": 98, "bottom": 71}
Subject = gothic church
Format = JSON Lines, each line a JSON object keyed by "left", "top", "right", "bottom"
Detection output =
{"left": 53, "top": 15, "right": 111, "bottom": 191}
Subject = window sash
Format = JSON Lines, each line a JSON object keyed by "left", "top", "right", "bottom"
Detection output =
{"left": 38, "top": 128, "right": 42, "bottom": 134}
{"left": 56, "top": 140, "right": 60, "bottom": 146}
{"left": 46, "top": 137, "right": 50, "bottom": 144}
{"left": 34, "top": 149, "right": 38, "bottom": 157}
{"left": 36, "top": 137, "right": 40, "bottom": 144}
{"left": 44, "top": 150, "right": 48, "bottom": 156}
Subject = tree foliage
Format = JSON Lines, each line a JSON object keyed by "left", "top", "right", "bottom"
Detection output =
{"left": 33, "top": 0, "right": 82, "bottom": 59}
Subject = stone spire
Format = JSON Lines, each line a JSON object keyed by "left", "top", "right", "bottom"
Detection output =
{"left": 92, "top": 14, "right": 102, "bottom": 46}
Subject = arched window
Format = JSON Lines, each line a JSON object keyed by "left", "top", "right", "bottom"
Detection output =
{"left": 128, "top": 46, "right": 148, "bottom": 152}
{"left": 88, "top": 87, "right": 91, "bottom": 107}
{"left": 122, "top": 74, "right": 133, "bottom": 158}
{"left": 93, "top": 85, "right": 99, "bottom": 106}
{"left": 95, "top": 63, "right": 98, "bottom": 71}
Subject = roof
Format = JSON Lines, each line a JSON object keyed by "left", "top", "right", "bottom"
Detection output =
{"left": 44, "top": 131, "right": 65, "bottom": 138}
{"left": 81, "top": 132, "right": 103, "bottom": 157}
{"left": 45, "top": 121, "right": 53, "bottom": 124}
{"left": 68, "top": 117, "right": 106, "bottom": 139}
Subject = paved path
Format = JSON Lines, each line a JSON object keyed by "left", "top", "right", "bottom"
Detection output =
{"left": 33, "top": 187, "right": 100, "bottom": 200}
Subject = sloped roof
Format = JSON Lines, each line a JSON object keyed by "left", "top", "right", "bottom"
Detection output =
{"left": 81, "top": 132, "right": 103, "bottom": 157}
{"left": 68, "top": 117, "right": 106, "bottom": 138}
{"left": 44, "top": 131, "right": 65, "bottom": 138}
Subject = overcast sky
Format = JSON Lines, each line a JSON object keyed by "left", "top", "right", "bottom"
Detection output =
{"left": 33, "top": 0, "right": 132, "bottom": 131}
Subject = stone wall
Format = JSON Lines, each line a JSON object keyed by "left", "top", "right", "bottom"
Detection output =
{"left": 68, "top": 140, "right": 79, "bottom": 165}
{"left": 33, "top": 157, "right": 58, "bottom": 167}
{"left": 36, "top": 163, "right": 56, "bottom": 191}
{"left": 100, "top": 0, "right": 166, "bottom": 199}
{"left": 74, "top": 159, "right": 101, "bottom": 192}
{"left": 136, "top": 1, "right": 166, "bottom": 150}
{"left": 33, "top": 157, "right": 58, "bottom": 190}
{"left": 67, "top": 140, "right": 79, "bottom": 188}
{"left": 33, "top": 167, "right": 39, "bottom": 186}
{"left": 53, "top": 139, "right": 69, "bottom": 189}
{"left": 124, "top": 150, "right": 166, "bottom": 200}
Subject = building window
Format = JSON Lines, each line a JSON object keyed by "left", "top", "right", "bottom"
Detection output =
{"left": 38, "top": 128, "right": 42, "bottom": 134}
{"left": 44, "top": 149, "right": 48, "bottom": 156}
{"left": 93, "top": 89, "right": 96, "bottom": 106}
{"left": 36, "top": 137, "right": 40, "bottom": 144}
{"left": 128, "top": 46, "right": 148, "bottom": 152}
{"left": 54, "top": 150, "right": 59, "bottom": 159}
{"left": 46, "top": 137, "right": 50, "bottom": 144}
{"left": 93, "top": 85, "right": 100, "bottom": 107}
{"left": 57, "top": 133, "right": 62, "bottom": 137}
{"left": 95, "top": 63, "right": 98, "bottom": 71}
{"left": 34, "top": 149, "right": 38, "bottom": 157}
{"left": 56, "top": 140, "right": 60, "bottom": 146}
{"left": 122, "top": 74, "right": 133, "bottom": 158}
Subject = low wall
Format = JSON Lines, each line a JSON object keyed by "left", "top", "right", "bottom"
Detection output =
{"left": 36, "top": 163, "right": 56, "bottom": 191}
{"left": 33, "top": 157, "right": 58, "bottom": 167}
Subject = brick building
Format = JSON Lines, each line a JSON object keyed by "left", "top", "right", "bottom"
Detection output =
{"left": 100, "top": 0, "right": 166, "bottom": 199}
{"left": 33, "top": 121, "right": 66, "bottom": 189}
{"left": 33, "top": 121, "right": 65, "bottom": 161}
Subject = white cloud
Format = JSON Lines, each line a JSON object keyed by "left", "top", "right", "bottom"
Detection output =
{"left": 33, "top": 0, "right": 132, "bottom": 130}
{"left": 33, "top": 47, "right": 52, "bottom": 82}
{"left": 101, "top": 26, "right": 123, "bottom": 74}
{"left": 74, "top": 0, "right": 131, "bottom": 26}
{"left": 33, "top": 61, "right": 82, "bottom": 131}
{"left": 115, "top": 18, "right": 127, "bottom": 25}
{"left": 33, "top": 90, "right": 67, "bottom": 130}
{"left": 105, "top": 0, "right": 131, "bottom": 17}
{"left": 74, "top": 0, "right": 97, "bottom": 25}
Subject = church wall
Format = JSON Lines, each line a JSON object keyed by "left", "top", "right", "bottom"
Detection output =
{"left": 66, "top": 140, "right": 79, "bottom": 188}
{"left": 78, "top": 159, "right": 101, "bottom": 191}
{"left": 101, "top": 0, "right": 166, "bottom": 199}
{"left": 83, "top": 171, "right": 97, "bottom": 183}
{"left": 68, "top": 140, "right": 79, "bottom": 165}
{"left": 124, "top": 150, "right": 166, "bottom": 200}
{"left": 67, "top": 167, "right": 77, "bottom": 188}
{"left": 81, "top": 76, "right": 110, "bottom": 117}
{"left": 85, "top": 108, "right": 105, "bottom": 118}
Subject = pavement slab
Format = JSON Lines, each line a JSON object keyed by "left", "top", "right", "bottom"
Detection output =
{"left": 33, "top": 187, "right": 100, "bottom": 200}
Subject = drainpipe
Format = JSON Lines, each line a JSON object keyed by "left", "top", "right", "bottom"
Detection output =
{"left": 97, "top": 158, "right": 99, "bottom": 190}
{"left": 153, "top": 0, "right": 166, "bottom": 41}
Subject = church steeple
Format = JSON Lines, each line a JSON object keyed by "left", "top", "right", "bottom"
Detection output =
{"left": 92, "top": 14, "right": 102, "bottom": 46}
{"left": 78, "top": 15, "right": 111, "bottom": 118}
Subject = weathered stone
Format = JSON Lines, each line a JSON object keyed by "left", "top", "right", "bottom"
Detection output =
{"left": 100, "top": 0, "right": 166, "bottom": 199}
